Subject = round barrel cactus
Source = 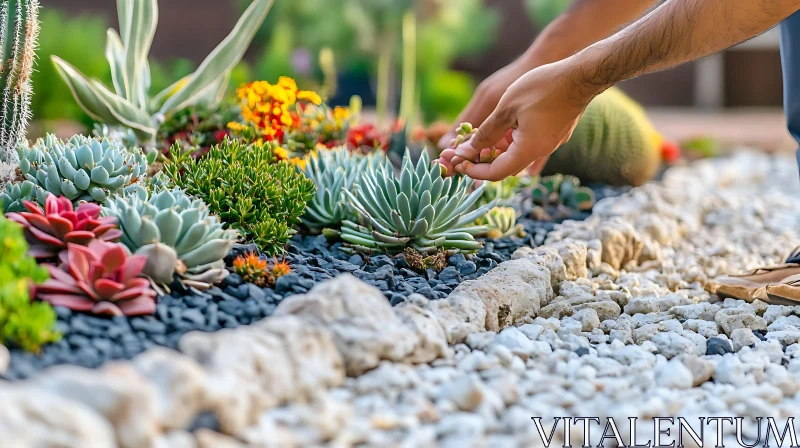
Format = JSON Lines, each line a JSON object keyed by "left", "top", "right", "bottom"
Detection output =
{"left": 1, "top": 134, "right": 148, "bottom": 212}
{"left": 102, "top": 186, "right": 238, "bottom": 289}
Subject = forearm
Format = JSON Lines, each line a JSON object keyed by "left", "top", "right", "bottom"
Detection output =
{"left": 521, "top": 0, "right": 658, "bottom": 67}
{"left": 566, "top": 0, "right": 800, "bottom": 99}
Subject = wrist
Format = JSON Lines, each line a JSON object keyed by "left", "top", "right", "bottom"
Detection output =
{"left": 557, "top": 47, "right": 615, "bottom": 107}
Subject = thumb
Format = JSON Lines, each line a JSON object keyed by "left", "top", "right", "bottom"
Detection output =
{"left": 456, "top": 107, "right": 513, "bottom": 158}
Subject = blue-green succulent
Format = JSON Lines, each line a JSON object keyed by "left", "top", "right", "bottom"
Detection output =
{"left": 1, "top": 134, "right": 148, "bottom": 212}
{"left": 301, "top": 147, "right": 385, "bottom": 232}
{"left": 102, "top": 186, "right": 238, "bottom": 290}
{"left": 341, "top": 150, "right": 496, "bottom": 254}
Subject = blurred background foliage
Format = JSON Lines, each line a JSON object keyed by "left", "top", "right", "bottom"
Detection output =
{"left": 33, "top": 0, "right": 565, "bottom": 132}
{"left": 34, "top": 9, "right": 109, "bottom": 131}
{"left": 236, "top": 0, "right": 501, "bottom": 122}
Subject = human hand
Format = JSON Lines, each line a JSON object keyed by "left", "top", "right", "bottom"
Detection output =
{"left": 437, "top": 60, "right": 532, "bottom": 150}
{"left": 438, "top": 61, "right": 596, "bottom": 181}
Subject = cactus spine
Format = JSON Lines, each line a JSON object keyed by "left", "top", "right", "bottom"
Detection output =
{"left": 0, "top": 0, "right": 39, "bottom": 182}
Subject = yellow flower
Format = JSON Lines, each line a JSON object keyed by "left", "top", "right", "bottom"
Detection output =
{"left": 297, "top": 90, "right": 322, "bottom": 105}
{"left": 227, "top": 121, "right": 246, "bottom": 132}
{"left": 274, "top": 146, "right": 289, "bottom": 160}
{"left": 289, "top": 157, "right": 307, "bottom": 169}
{"left": 333, "top": 106, "right": 350, "bottom": 122}
{"left": 278, "top": 76, "right": 298, "bottom": 93}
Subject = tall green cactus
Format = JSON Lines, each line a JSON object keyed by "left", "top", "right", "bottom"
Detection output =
{"left": 0, "top": 0, "right": 39, "bottom": 182}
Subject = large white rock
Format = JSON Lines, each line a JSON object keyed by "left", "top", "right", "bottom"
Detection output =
{"left": 547, "top": 238, "right": 589, "bottom": 280}
{"left": 32, "top": 364, "right": 159, "bottom": 448}
{"left": 450, "top": 259, "right": 553, "bottom": 332}
{"left": 132, "top": 348, "right": 209, "bottom": 430}
{"left": 427, "top": 290, "right": 487, "bottom": 345}
{"left": 597, "top": 218, "right": 644, "bottom": 270}
{"left": 274, "top": 274, "right": 419, "bottom": 376}
{"left": 512, "top": 246, "right": 568, "bottom": 290}
{"left": 393, "top": 294, "right": 449, "bottom": 364}
{"left": 180, "top": 314, "right": 344, "bottom": 435}
{"left": 0, "top": 385, "right": 116, "bottom": 448}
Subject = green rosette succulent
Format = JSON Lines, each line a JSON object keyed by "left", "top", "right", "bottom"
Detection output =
{"left": 342, "top": 150, "right": 495, "bottom": 255}
{"left": 1, "top": 134, "right": 148, "bottom": 212}
{"left": 301, "top": 147, "right": 385, "bottom": 232}
{"left": 102, "top": 186, "right": 238, "bottom": 290}
{"left": 475, "top": 206, "right": 526, "bottom": 239}
{"left": 532, "top": 174, "right": 595, "bottom": 211}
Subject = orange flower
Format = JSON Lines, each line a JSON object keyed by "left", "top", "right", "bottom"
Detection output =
{"left": 233, "top": 252, "right": 270, "bottom": 286}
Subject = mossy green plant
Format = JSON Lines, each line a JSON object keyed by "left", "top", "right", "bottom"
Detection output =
{"left": 162, "top": 139, "right": 315, "bottom": 256}
{"left": 0, "top": 215, "right": 60, "bottom": 353}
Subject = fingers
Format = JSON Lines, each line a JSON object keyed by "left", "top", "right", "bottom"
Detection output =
{"left": 526, "top": 155, "right": 550, "bottom": 176}
{"left": 457, "top": 134, "right": 539, "bottom": 181}
{"left": 460, "top": 108, "right": 512, "bottom": 158}
{"left": 459, "top": 150, "right": 521, "bottom": 181}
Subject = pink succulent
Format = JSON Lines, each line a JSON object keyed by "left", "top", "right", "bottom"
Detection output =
{"left": 5, "top": 194, "right": 122, "bottom": 259}
{"left": 37, "top": 241, "right": 157, "bottom": 317}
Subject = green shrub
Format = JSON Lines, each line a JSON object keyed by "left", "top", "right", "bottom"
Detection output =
{"left": 163, "top": 140, "right": 316, "bottom": 256}
{"left": 0, "top": 216, "right": 60, "bottom": 353}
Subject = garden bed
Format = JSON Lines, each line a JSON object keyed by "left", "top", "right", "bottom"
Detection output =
{"left": 2, "top": 184, "right": 628, "bottom": 380}
{"left": 4, "top": 152, "right": 800, "bottom": 447}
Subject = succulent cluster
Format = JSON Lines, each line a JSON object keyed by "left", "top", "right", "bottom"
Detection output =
{"left": 37, "top": 241, "right": 156, "bottom": 317}
{"left": 301, "top": 147, "right": 384, "bottom": 232}
{"left": 163, "top": 139, "right": 315, "bottom": 256}
{"left": 342, "top": 150, "right": 495, "bottom": 254}
{"left": 476, "top": 206, "right": 526, "bottom": 239}
{"left": 52, "top": 0, "right": 274, "bottom": 146}
{"left": 232, "top": 252, "right": 291, "bottom": 287}
{"left": 102, "top": 186, "right": 238, "bottom": 289}
{"left": 1, "top": 134, "right": 148, "bottom": 212}
{"left": 0, "top": 215, "right": 60, "bottom": 353}
{"left": 6, "top": 194, "right": 122, "bottom": 259}
{"left": 532, "top": 174, "right": 596, "bottom": 211}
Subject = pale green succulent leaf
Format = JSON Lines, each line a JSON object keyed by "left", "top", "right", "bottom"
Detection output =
{"left": 154, "top": 208, "right": 182, "bottom": 247}
{"left": 52, "top": 56, "right": 120, "bottom": 124}
{"left": 106, "top": 28, "right": 129, "bottom": 99}
{"left": 89, "top": 79, "right": 156, "bottom": 139}
{"left": 124, "top": 0, "right": 158, "bottom": 109}
{"left": 181, "top": 239, "right": 234, "bottom": 267}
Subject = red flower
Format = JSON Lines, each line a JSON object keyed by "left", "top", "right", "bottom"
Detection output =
{"left": 661, "top": 140, "right": 681, "bottom": 163}
{"left": 214, "top": 130, "right": 230, "bottom": 143}
{"left": 347, "top": 123, "right": 387, "bottom": 150}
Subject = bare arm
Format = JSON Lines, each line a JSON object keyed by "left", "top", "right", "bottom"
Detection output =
{"left": 567, "top": 0, "right": 800, "bottom": 101}
{"left": 443, "top": 0, "right": 800, "bottom": 181}
{"left": 439, "top": 0, "right": 657, "bottom": 147}
{"left": 522, "top": 0, "right": 658, "bottom": 67}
